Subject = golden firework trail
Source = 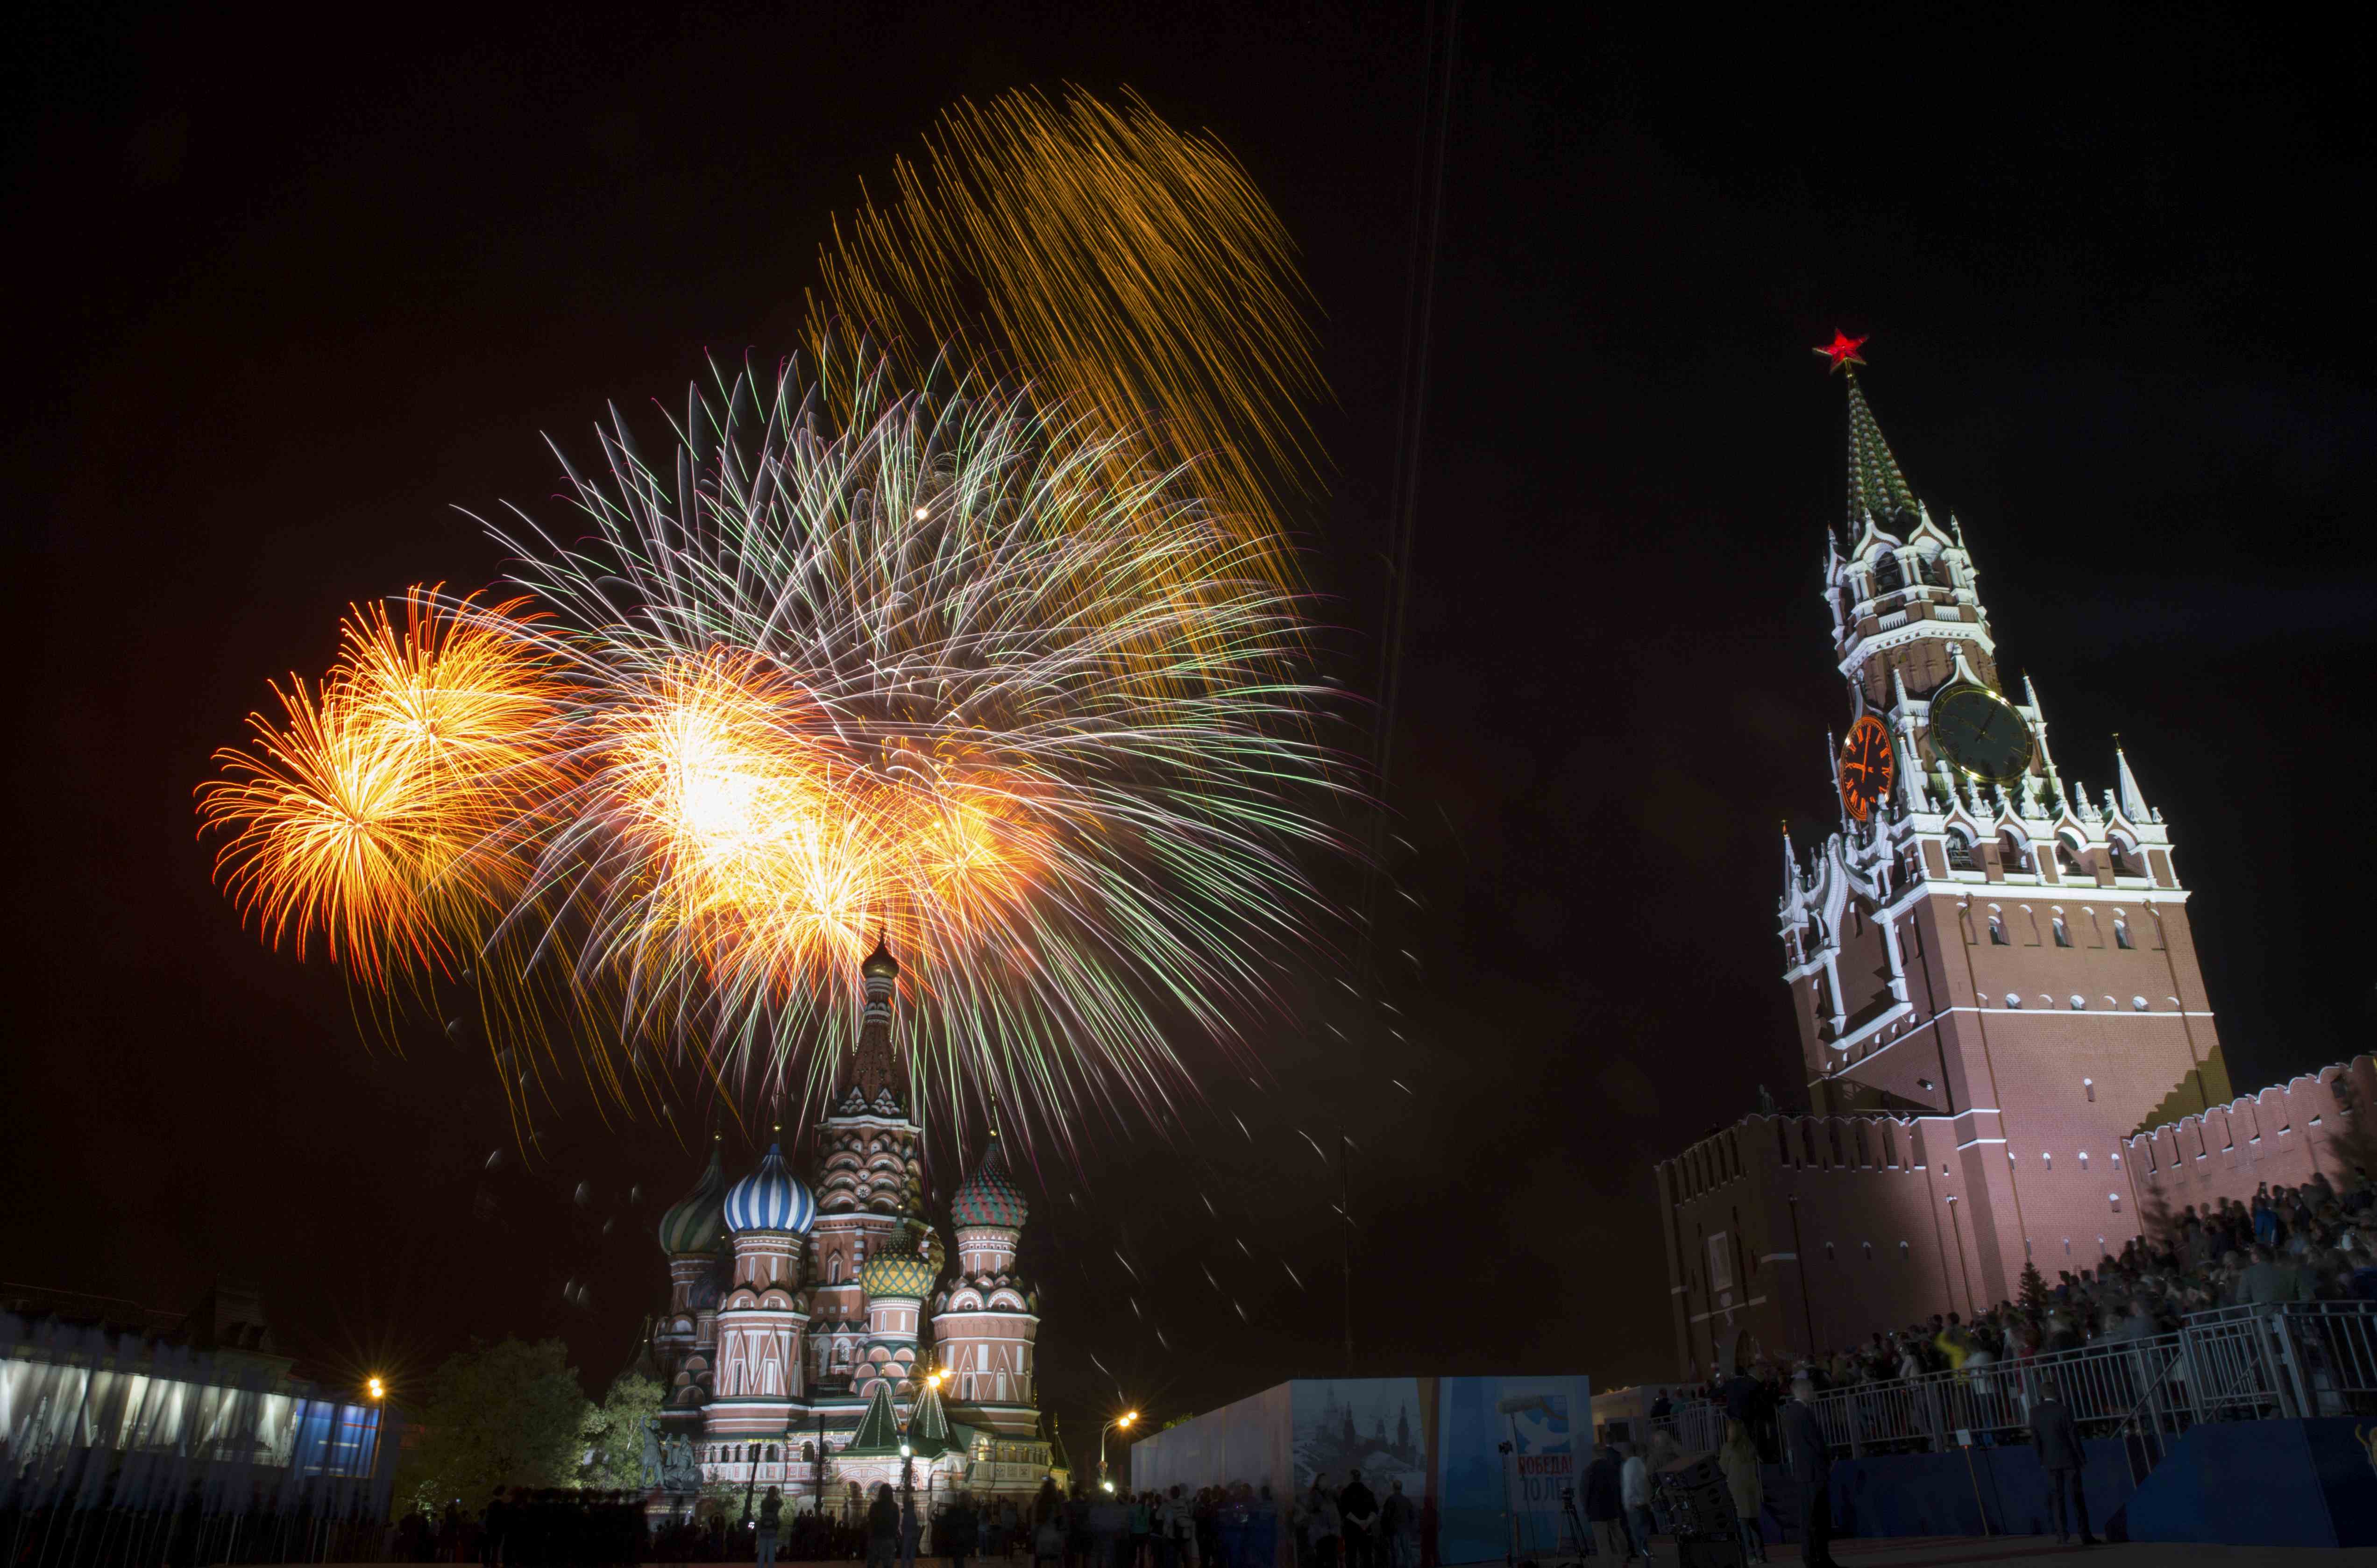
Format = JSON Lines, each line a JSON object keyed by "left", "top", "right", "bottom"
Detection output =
{"left": 814, "top": 86, "right": 1326, "bottom": 603}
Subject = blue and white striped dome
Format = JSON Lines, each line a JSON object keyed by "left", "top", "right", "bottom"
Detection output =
{"left": 724, "top": 1141, "right": 816, "bottom": 1235}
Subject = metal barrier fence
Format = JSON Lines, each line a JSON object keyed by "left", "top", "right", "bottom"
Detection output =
{"left": 1652, "top": 1300, "right": 2377, "bottom": 1462}
{"left": 0, "top": 1310, "right": 398, "bottom": 1566}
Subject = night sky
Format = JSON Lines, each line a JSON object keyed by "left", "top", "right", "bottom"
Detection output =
{"left": 8, "top": 3, "right": 2376, "bottom": 1446}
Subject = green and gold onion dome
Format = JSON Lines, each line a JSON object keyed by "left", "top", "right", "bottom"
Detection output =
{"left": 657, "top": 1135, "right": 729, "bottom": 1256}
{"left": 859, "top": 1227, "right": 937, "bottom": 1299}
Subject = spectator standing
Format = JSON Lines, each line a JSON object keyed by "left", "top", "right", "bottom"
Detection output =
{"left": 757, "top": 1487, "right": 785, "bottom": 1568}
{"left": 2030, "top": 1378, "right": 2100, "bottom": 1547}
{"left": 1338, "top": 1473, "right": 1379, "bottom": 1568}
{"left": 1777, "top": 1379, "right": 1837, "bottom": 1568}
{"left": 1618, "top": 1444, "right": 1653, "bottom": 1562}
{"left": 1307, "top": 1477, "right": 1342, "bottom": 1568}
{"left": 1582, "top": 1446, "right": 1628, "bottom": 1563}
{"left": 1035, "top": 1504, "right": 1064, "bottom": 1568}
{"left": 868, "top": 1483, "right": 901, "bottom": 1568}
{"left": 1380, "top": 1480, "right": 1413, "bottom": 1568}
{"left": 1717, "top": 1420, "right": 1765, "bottom": 1565}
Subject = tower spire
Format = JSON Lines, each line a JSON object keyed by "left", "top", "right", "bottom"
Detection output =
{"left": 1844, "top": 375, "right": 1919, "bottom": 533}
{"left": 851, "top": 933, "right": 902, "bottom": 1108}
{"left": 2113, "top": 734, "right": 2151, "bottom": 821}
{"left": 1816, "top": 333, "right": 1920, "bottom": 532}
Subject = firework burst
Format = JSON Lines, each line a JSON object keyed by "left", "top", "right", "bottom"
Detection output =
{"left": 199, "top": 89, "right": 1344, "bottom": 1152}
{"left": 199, "top": 590, "right": 559, "bottom": 985}
{"left": 469, "top": 351, "right": 1345, "bottom": 1147}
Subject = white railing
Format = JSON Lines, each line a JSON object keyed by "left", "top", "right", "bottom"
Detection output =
{"left": 1650, "top": 1301, "right": 2377, "bottom": 1459}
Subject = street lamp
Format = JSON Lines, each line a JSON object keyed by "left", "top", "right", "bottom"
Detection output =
{"left": 363, "top": 1376, "right": 388, "bottom": 1482}
{"left": 899, "top": 1370, "right": 946, "bottom": 1568}
{"left": 1098, "top": 1410, "right": 1139, "bottom": 1487}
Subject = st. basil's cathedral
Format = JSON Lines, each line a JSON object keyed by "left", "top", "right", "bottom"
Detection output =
{"left": 644, "top": 938, "right": 1061, "bottom": 1509}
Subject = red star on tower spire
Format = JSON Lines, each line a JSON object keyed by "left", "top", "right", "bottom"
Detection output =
{"left": 1815, "top": 330, "right": 1868, "bottom": 374}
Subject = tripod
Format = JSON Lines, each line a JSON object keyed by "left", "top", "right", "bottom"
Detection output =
{"left": 1555, "top": 1488, "right": 1592, "bottom": 1563}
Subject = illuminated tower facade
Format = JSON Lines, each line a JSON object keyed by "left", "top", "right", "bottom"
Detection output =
{"left": 805, "top": 938, "right": 928, "bottom": 1394}
{"left": 653, "top": 1137, "right": 729, "bottom": 1433}
{"left": 931, "top": 1128, "right": 1042, "bottom": 1439}
{"left": 710, "top": 1137, "right": 816, "bottom": 1444}
{"left": 1655, "top": 340, "right": 2238, "bottom": 1374}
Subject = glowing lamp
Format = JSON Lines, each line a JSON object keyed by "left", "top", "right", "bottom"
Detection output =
{"left": 1101, "top": 1480, "right": 1115, "bottom": 1493}
{"left": 1119, "top": 1411, "right": 1138, "bottom": 1427}
{"left": 367, "top": 1376, "right": 386, "bottom": 1401}
{"left": 900, "top": 1443, "right": 913, "bottom": 1459}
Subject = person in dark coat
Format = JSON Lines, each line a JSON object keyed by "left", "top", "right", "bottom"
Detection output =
{"left": 2029, "top": 1378, "right": 2100, "bottom": 1546}
{"left": 1777, "top": 1379, "right": 1838, "bottom": 1568}
{"left": 1582, "top": 1447, "right": 1629, "bottom": 1562}
{"left": 869, "top": 1483, "right": 902, "bottom": 1568}
{"left": 946, "top": 1492, "right": 981, "bottom": 1568}
{"left": 1337, "top": 1475, "right": 1379, "bottom": 1568}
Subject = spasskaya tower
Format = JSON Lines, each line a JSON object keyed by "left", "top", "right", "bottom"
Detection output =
{"left": 1783, "top": 334, "right": 2230, "bottom": 1136}
{"left": 1652, "top": 339, "right": 2239, "bottom": 1375}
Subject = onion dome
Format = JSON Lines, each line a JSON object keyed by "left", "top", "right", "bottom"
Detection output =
{"left": 859, "top": 1231, "right": 937, "bottom": 1300}
{"left": 862, "top": 932, "right": 900, "bottom": 982}
{"left": 723, "top": 1135, "right": 818, "bottom": 1235}
{"left": 656, "top": 1137, "right": 729, "bottom": 1256}
{"left": 951, "top": 1129, "right": 1029, "bottom": 1231}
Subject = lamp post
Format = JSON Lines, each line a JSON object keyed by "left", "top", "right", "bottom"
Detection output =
{"left": 900, "top": 1370, "right": 946, "bottom": 1568}
{"left": 364, "top": 1376, "right": 387, "bottom": 1485}
{"left": 1097, "top": 1410, "right": 1139, "bottom": 1489}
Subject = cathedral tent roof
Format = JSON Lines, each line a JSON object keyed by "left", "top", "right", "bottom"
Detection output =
{"left": 906, "top": 1379, "right": 957, "bottom": 1460}
{"left": 844, "top": 1381, "right": 904, "bottom": 1456}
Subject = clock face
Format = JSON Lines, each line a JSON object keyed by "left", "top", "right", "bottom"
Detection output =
{"left": 1838, "top": 715, "right": 1894, "bottom": 821}
{"left": 1930, "top": 685, "right": 2036, "bottom": 782}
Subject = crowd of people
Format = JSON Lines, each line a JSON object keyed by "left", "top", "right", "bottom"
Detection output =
{"left": 1684, "top": 1174, "right": 2377, "bottom": 1424}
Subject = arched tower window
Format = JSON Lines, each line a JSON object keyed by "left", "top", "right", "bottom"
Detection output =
{"left": 1988, "top": 912, "right": 2009, "bottom": 946}
{"left": 2114, "top": 915, "right": 2134, "bottom": 950}
{"left": 1947, "top": 830, "right": 1977, "bottom": 871}
{"left": 1873, "top": 552, "right": 1903, "bottom": 593}
{"left": 2052, "top": 914, "right": 2071, "bottom": 948}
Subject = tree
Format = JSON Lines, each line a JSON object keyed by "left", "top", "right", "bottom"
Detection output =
{"left": 393, "top": 1339, "right": 592, "bottom": 1515}
{"left": 582, "top": 1372, "right": 666, "bottom": 1491}
{"left": 2017, "top": 1260, "right": 2051, "bottom": 1320}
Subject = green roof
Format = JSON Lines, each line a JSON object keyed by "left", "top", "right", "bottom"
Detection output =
{"left": 844, "top": 1381, "right": 904, "bottom": 1456}
{"left": 906, "top": 1380, "right": 956, "bottom": 1461}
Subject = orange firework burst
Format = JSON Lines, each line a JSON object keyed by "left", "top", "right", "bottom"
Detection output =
{"left": 580, "top": 651, "right": 1049, "bottom": 1013}
{"left": 198, "top": 589, "right": 559, "bottom": 983}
